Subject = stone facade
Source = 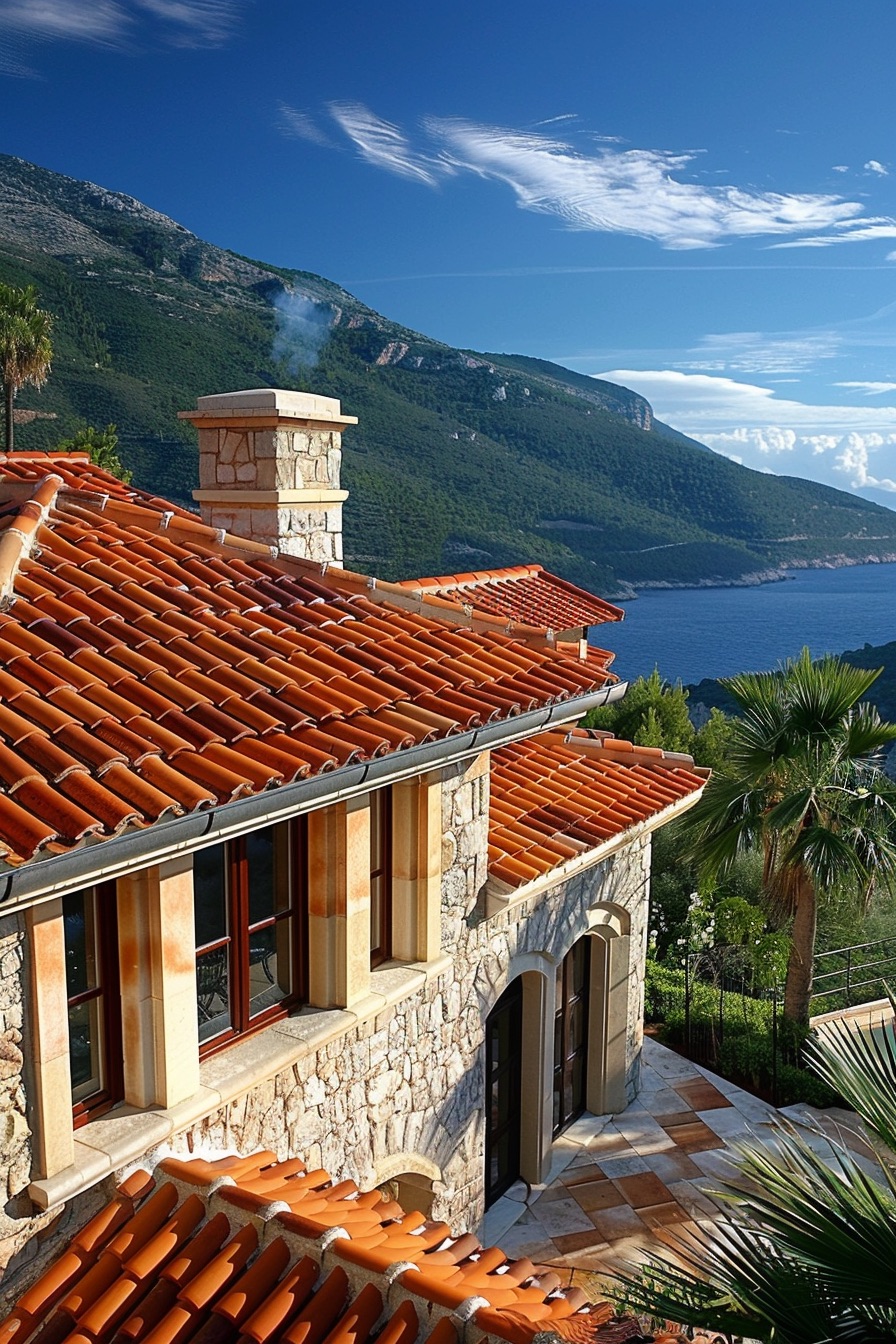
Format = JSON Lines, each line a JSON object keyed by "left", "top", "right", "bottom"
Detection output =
{"left": 170, "top": 755, "right": 651, "bottom": 1230}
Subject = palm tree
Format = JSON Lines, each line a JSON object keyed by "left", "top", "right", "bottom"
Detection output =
{"left": 615, "top": 1000, "right": 896, "bottom": 1343}
{"left": 0, "top": 283, "right": 53, "bottom": 452}
{"left": 682, "top": 649, "right": 896, "bottom": 1027}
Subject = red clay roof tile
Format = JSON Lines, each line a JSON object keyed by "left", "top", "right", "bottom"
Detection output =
{"left": 489, "top": 730, "right": 705, "bottom": 886}
{"left": 0, "top": 460, "right": 634, "bottom": 866}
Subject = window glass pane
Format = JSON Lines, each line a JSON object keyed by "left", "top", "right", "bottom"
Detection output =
{"left": 248, "top": 917, "right": 291, "bottom": 1018}
{"left": 196, "top": 947, "right": 230, "bottom": 1042}
{"left": 194, "top": 844, "right": 227, "bottom": 949}
{"left": 69, "top": 997, "right": 102, "bottom": 1102}
{"left": 369, "top": 791, "right": 385, "bottom": 871}
{"left": 247, "top": 828, "right": 274, "bottom": 924}
{"left": 63, "top": 889, "right": 97, "bottom": 999}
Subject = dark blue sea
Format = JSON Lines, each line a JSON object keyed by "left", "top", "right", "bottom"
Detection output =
{"left": 593, "top": 563, "right": 896, "bottom": 686}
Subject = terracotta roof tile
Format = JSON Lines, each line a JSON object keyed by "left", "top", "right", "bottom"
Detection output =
{"left": 1, "top": 1155, "right": 652, "bottom": 1344}
{"left": 398, "top": 566, "right": 624, "bottom": 632}
{"left": 489, "top": 730, "right": 706, "bottom": 886}
{"left": 0, "top": 459, "right": 629, "bottom": 866}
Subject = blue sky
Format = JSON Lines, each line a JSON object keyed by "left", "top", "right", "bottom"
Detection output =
{"left": 4, "top": 0, "right": 896, "bottom": 508}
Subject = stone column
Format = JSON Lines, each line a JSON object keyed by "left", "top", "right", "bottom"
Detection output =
{"left": 180, "top": 389, "right": 357, "bottom": 565}
{"left": 390, "top": 772, "right": 443, "bottom": 964}
{"left": 117, "top": 857, "right": 200, "bottom": 1109}
{"left": 24, "top": 900, "right": 72, "bottom": 1180}
{"left": 307, "top": 798, "right": 371, "bottom": 1009}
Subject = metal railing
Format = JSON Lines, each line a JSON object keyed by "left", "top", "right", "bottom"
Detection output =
{"left": 810, "top": 936, "right": 896, "bottom": 1012}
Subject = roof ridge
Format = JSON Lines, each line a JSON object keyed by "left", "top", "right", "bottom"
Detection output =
{"left": 0, "top": 475, "right": 63, "bottom": 609}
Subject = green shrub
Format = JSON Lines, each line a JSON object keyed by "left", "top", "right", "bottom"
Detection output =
{"left": 644, "top": 959, "right": 842, "bottom": 1107}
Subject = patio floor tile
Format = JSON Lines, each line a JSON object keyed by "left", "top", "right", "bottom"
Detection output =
{"left": 638, "top": 1200, "right": 694, "bottom": 1229}
{"left": 589, "top": 1203, "right": 649, "bottom": 1241}
{"left": 561, "top": 1162, "right": 606, "bottom": 1185}
{"left": 664, "top": 1120, "right": 727, "bottom": 1151}
{"left": 673, "top": 1079, "right": 733, "bottom": 1110}
{"left": 642, "top": 1149, "right": 704, "bottom": 1182}
{"left": 552, "top": 1228, "right": 612, "bottom": 1255}
{"left": 569, "top": 1179, "right": 627, "bottom": 1212}
{"left": 655, "top": 1110, "right": 699, "bottom": 1129}
{"left": 612, "top": 1172, "right": 673, "bottom": 1208}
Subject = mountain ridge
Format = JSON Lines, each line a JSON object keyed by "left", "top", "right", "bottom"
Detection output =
{"left": 2, "top": 151, "right": 895, "bottom": 596}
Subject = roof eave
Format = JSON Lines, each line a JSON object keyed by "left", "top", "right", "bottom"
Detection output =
{"left": 0, "top": 681, "right": 628, "bottom": 911}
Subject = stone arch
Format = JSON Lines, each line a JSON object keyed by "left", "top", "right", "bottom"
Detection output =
{"left": 374, "top": 1151, "right": 441, "bottom": 1217}
{"left": 584, "top": 902, "right": 632, "bottom": 1116}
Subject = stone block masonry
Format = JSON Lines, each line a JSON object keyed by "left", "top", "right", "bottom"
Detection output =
{"left": 182, "top": 389, "right": 356, "bottom": 564}
{"left": 177, "top": 757, "right": 652, "bottom": 1229}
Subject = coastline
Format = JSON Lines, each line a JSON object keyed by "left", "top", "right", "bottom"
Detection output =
{"left": 607, "top": 551, "right": 896, "bottom": 602}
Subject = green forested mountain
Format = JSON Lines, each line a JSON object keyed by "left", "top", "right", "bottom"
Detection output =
{"left": 3, "top": 152, "right": 896, "bottom": 593}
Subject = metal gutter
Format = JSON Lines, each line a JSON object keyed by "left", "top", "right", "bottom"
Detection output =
{"left": 0, "top": 682, "right": 627, "bottom": 911}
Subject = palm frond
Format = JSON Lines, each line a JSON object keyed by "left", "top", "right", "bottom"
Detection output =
{"left": 806, "top": 1001, "right": 896, "bottom": 1155}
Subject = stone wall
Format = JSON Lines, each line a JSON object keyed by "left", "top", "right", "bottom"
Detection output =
{"left": 175, "top": 756, "right": 652, "bottom": 1229}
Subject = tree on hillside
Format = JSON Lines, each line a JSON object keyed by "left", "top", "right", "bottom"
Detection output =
{"left": 615, "top": 996, "right": 896, "bottom": 1343}
{"left": 0, "top": 283, "right": 53, "bottom": 452}
{"left": 56, "top": 423, "right": 131, "bottom": 483}
{"left": 681, "top": 648, "right": 896, "bottom": 1026}
{"left": 582, "top": 668, "right": 734, "bottom": 767}
{"left": 584, "top": 668, "right": 695, "bottom": 751}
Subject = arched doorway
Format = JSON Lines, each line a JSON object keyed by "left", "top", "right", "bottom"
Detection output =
{"left": 484, "top": 977, "right": 523, "bottom": 1206}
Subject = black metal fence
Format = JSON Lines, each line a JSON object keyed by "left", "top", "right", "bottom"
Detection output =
{"left": 669, "top": 936, "right": 896, "bottom": 1106}
{"left": 811, "top": 936, "right": 896, "bottom": 1013}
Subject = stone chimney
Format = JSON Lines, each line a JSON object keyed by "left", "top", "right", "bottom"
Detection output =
{"left": 180, "top": 388, "right": 357, "bottom": 565}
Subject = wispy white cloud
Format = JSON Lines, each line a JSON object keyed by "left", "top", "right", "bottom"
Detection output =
{"left": 134, "top": 0, "right": 241, "bottom": 45}
{"left": 832, "top": 165, "right": 849, "bottom": 173}
{"left": 424, "top": 118, "right": 861, "bottom": 249}
{"left": 772, "top": 217, "right": 896, "bottom": 248}
{"left": 0, "top": 0, "right": 242, "bottom": 54}
{"left": 0, "top": 0, "right": 129, "bottom": 44}
{"left": 302, "top": 105, "right": 892, "bottom": 253}
{"left": 865, "top": 159, "right": 888, "bottom": 176}
{"left": 277, "top": 104, "right": 334, "bottom": 148}
{"left": 836, "top": 380, "right": 896, "bottom": 395}
{"left": 327, "top": 102, "right": 449, "bottom": 187}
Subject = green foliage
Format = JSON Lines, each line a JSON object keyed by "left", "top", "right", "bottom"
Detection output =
{"left": 56, "top": 422, "right": 131, "bottom": 482}
{"left": 680, "top": 649, "right": 896, "bottom": 1026}
{"left": 644, "top": 960, "right": 838, "bottom": 1107}
{"left": 583, "top": 669, "right": 696, "bottom": 750}
{"left": 0, "top": 281, "right": 53, "bottom": 450}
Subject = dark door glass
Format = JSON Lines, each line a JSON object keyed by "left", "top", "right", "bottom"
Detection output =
{"left": 485, "top": 978, "right": 523, "bottom": 1206}
{"left": 553, "top": 938, "right": 591, "bottom": 1136}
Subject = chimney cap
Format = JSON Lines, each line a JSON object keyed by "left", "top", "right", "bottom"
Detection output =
{"left": 179, "top": 388, "right": 357, "bottom": 425}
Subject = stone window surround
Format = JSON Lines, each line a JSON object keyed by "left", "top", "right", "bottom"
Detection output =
{"left": 26, "top": 769, "right": 446, "bottom": 1212}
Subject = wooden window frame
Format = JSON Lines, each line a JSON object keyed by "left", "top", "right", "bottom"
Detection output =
{"left": 64, "top": 882, "right": 124, "bottom": 1128}
{"left": 369, "top": 788, "right": 393, "bottom": 969}
{"left": 196, "top": 819, "right": 308, "bottom": 1059}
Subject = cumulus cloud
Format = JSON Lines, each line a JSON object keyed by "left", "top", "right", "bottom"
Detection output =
{"left": 328, "top": 102, "right": 448, "bottom": 187}
{"left": 302, "top": 104, "right": 887, "bottom": 252}
{"left": 837, "top": 435, "right": 896, "bottom": 491}
{"left": 0, "top": 0, "right": 242, "bottom": 49}
{"left": 865, "top": 160, "right": 888, "bottom": 176}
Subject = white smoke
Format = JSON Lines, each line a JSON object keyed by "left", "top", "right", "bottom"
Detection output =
{"left": 272, "top": 290, "right": 333, "bottom": 374}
